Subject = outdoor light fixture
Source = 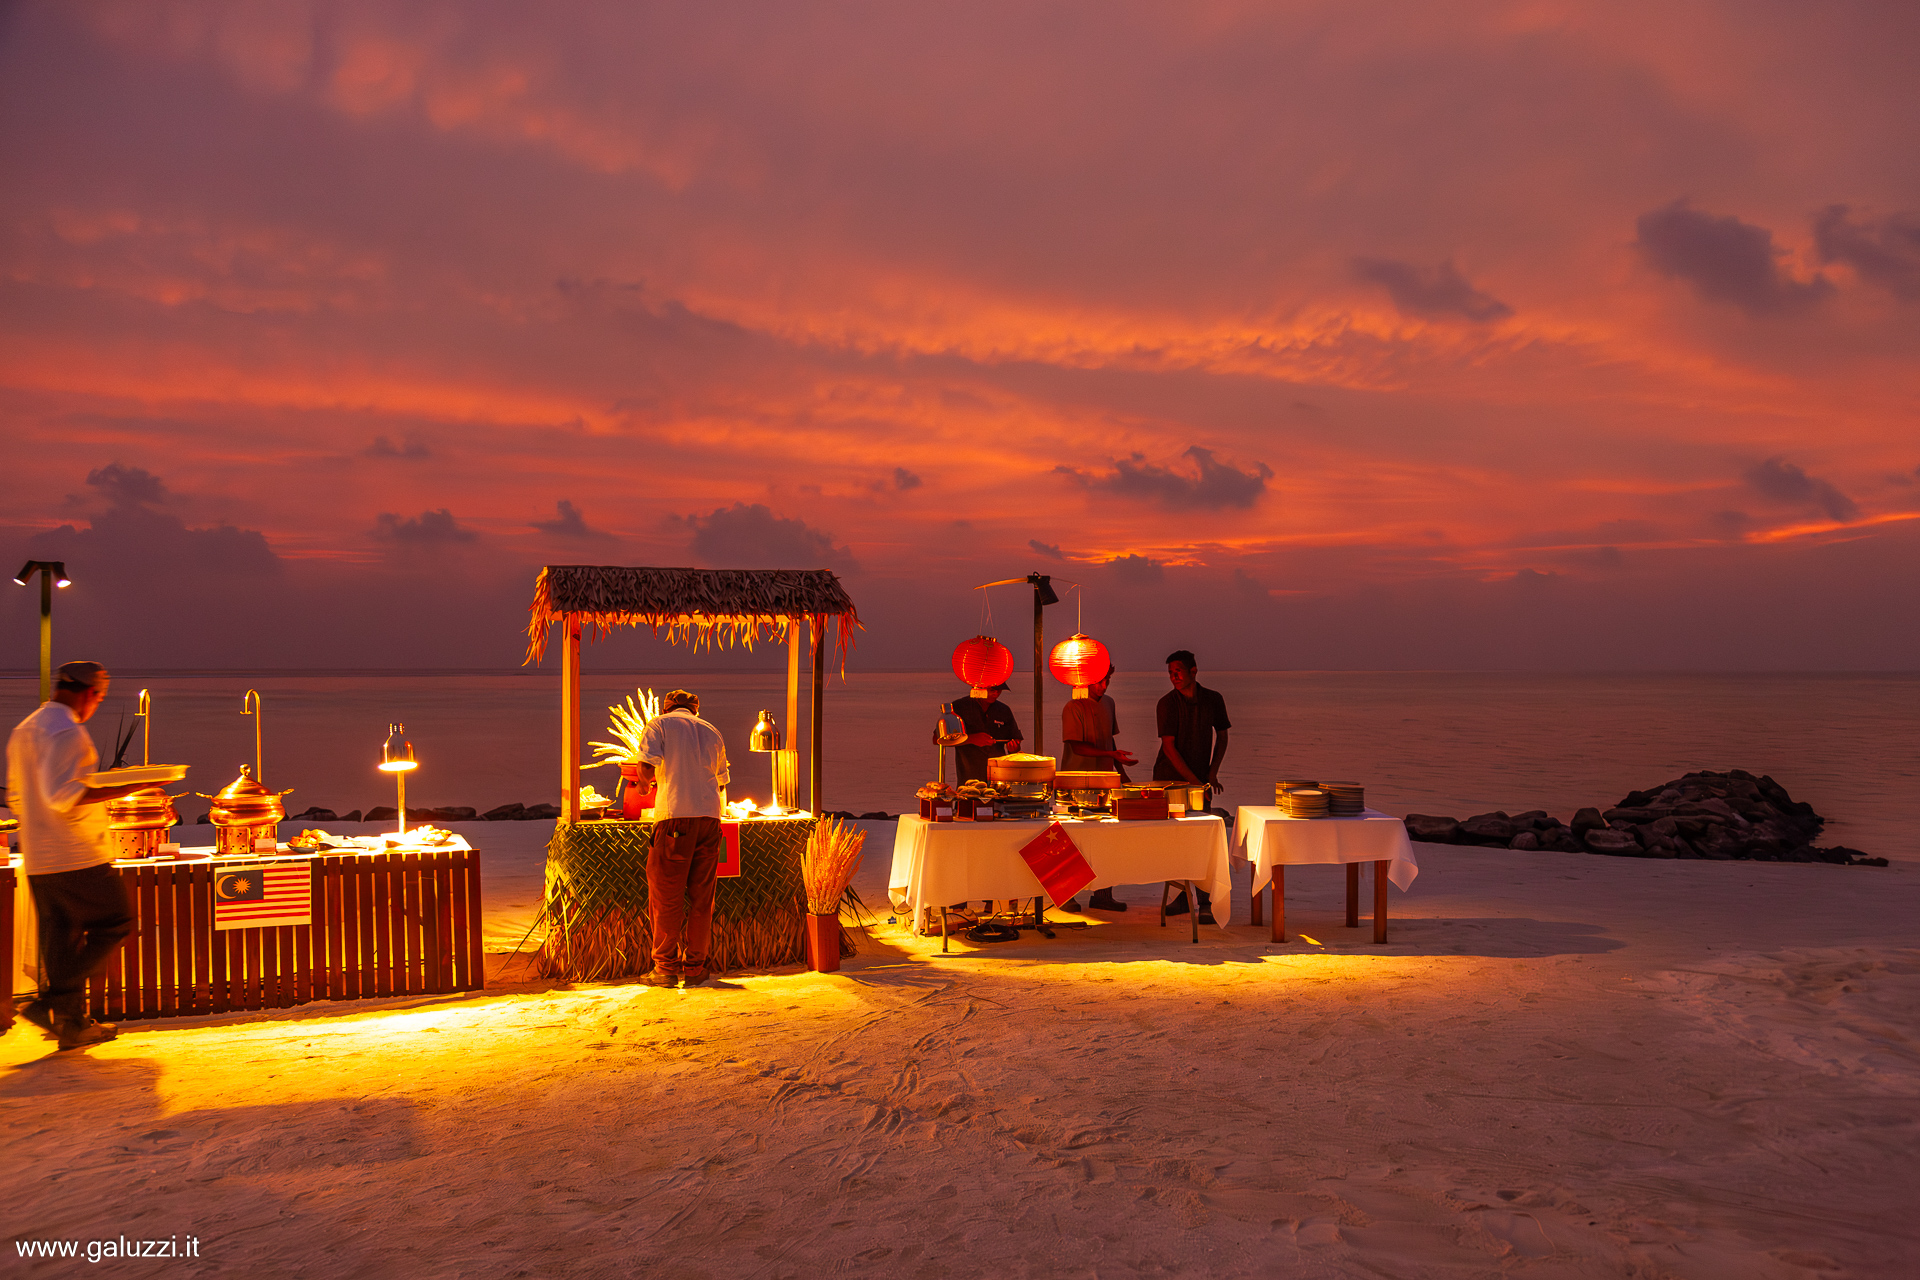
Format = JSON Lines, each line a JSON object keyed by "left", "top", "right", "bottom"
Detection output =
{"left": 378, "top": 723, "right": 419, "bottom": 834}
{"left": 750, "top": 710, "right": 782, "bottom": 812}
{"left": 974, "top": 571, "right": 1072, "bottom": 755}
{"left": 14, "top": 560, "right": 71, "bottom": 703}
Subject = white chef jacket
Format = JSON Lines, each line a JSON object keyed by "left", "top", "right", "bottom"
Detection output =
{"left": 637, "top": 709, "right": 730, "bottom": 820}
{"left": 6, "top": 701, "right": 111, "bottom": 875}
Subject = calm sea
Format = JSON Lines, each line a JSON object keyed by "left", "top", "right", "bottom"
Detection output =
{"left": 4, "top": 671, "right": 1914, "bottom": 863}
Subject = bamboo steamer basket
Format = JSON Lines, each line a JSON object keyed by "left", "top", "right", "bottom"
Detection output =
{"left": 988, "top": 753, "right": 1056, "bottom": 783}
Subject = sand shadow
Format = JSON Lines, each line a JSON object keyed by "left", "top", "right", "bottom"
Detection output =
{"left": 843, "top": 911, "right": 1623, "bottom": 968}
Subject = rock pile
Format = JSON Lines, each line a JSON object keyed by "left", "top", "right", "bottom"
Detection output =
{"left": 1405, "top": 769, "right": 1885, "bottom": 865}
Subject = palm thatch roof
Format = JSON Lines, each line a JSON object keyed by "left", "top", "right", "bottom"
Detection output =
{"left": 525, "top": 565, "right": 860, "bottom": 665}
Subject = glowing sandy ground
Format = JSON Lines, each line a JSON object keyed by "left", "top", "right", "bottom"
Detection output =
{"left": 4, "top": 847, "right": 1917, "bottom": 1279}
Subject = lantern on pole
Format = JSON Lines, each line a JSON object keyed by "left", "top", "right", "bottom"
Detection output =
{"left": 1048, "top": 634, "right": 1110, "bottom": 699}
{"left": 951, "top": 635, "right": 1014, "bottom": 693}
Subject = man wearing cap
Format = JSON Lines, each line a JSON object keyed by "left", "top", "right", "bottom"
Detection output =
{"left": 952, "top": 680, "right": 1022, "bottom": 784}
{"left": 635, "top": 689, "right": 730, "bottom": 988}
{"left": 5, "top": 661, "right": 150, "bottom": 1049}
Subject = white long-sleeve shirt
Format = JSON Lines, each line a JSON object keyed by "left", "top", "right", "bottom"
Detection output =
{"left": 6, "top": 701, "right": 111, "bottom": 875}
{"left": 637, "top": 709, "right": 730, "bottom": 820}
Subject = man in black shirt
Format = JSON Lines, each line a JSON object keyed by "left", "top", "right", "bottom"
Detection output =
{"left": 952, "top": 681, "right": 1022, "bottom": 783}
{"left": 1154, "top": 649, "right": 1230, "bottom": 922}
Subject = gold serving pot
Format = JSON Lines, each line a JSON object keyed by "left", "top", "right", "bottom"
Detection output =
{"left": 107, "top": 787, "right": 181, "bottom": 832}
{"left": 197, "top": 765, "right": 292, "bottom": 829}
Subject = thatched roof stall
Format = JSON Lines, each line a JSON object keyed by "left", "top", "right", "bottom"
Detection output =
{"left": 525, "top": 566, "right": 860, "bottom": 820}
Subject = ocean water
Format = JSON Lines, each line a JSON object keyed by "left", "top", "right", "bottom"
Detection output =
{"left": 4, "top": 671, "right": 1914, "bottom": 863}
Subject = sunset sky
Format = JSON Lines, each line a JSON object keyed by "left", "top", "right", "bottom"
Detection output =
{"left": 3, "top": 1, "right": 1917, "bottom": 673}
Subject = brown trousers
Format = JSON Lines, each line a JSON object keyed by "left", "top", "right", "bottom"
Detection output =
{"left": 648, "top": 817, "right": 723, "bottom": 977}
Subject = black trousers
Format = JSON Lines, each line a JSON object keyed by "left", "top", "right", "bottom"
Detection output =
{"left": 29, "top": 863, "right": 136, "bottom": 1022}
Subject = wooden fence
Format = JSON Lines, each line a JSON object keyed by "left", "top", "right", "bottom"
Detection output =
{"left": 6, "top": 850, "right": 484, "bottom": 1021}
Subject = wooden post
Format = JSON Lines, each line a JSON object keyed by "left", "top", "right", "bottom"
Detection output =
{"left": 561, "top": 617, "right": 582, "bottom": 823}
{"left": 1373, "top": 860, "right": 1389, "bottom": 943}
{"left": 1346, "top": 862, "right": 1360, "bottom": 928}
{"left": 809, "top": 614, "right": 825, "bottom": 814}
{"left": 1270, "top": 865, "right": 1286, "bottom": 943}
{"left": 786, "top": 618, "right": 802, "bottom": 810}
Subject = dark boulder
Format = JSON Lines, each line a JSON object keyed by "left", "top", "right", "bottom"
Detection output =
{"left": 1510, "top": 831, "right": 1540, "bottom": 851}
{"left": 290, "top": 807, "right": 338, "bottom": 823}
{"left": 483, "top": 803, "right": 527, "bottom": 821}
{"left": 522, "top": 803, "right": 561, "bottom": 819}
{"left": 1459, "top": 814, "right": 1516, "bottom": 845}
{"left": 1583, "top": 828, "right": 1641, "bottom": 856}
{"left": 1570, "top": 807, "right": 1605, "bottom": 836}
{"left": 339, "top": 810, "right": 362, "bottom": 823}
{"left": 857, "top": 811, "right": 894, "bottom": 821}
{"left": 366, "top": 806, "right": 398, "bottom": 823}
{"left": 1405, "top": 814, "right": 1462, "bottom": 844}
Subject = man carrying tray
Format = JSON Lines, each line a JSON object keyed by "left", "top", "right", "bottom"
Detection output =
{"left": 5, "top": 661, "right": 151, "bottom": 1049}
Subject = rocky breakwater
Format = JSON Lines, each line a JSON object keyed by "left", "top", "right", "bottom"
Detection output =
{"left": 1405, "top": 769, "right": 1886, "bottom": 865}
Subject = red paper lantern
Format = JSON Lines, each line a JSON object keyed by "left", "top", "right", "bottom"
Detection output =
{"left": 952, "top": 635, "right": 1014, "bottom": 688}
{"left": 1048, "top": 634, "right": 1111, "bottom": 689}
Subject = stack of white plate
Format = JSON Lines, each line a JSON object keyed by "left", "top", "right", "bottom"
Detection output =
{"left": 1281, "top": 788, "right": 1329, "bottom": 819}
{"left": 1275, "top": 779, "right": 1318, "bottom": 804}
{"left": 1320, "top": 781, "right": 1365, "bottom": 816}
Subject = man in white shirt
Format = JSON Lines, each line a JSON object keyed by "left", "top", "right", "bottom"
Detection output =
{"left": 5, "top": 661, "right": 149, "bottom": 1049}
{"left": 636, "top": 689, "right": 730, "bottom": 988}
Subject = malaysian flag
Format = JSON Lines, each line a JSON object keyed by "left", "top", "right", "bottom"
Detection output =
{"left": 213, "top": 862, "right": 313, "bottom": 931}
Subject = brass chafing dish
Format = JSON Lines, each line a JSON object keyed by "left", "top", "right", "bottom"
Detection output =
{"left": 197, "top": 766, "right": 293, "bottom": 856}
{"left": 108, "top": 787, "right": 182, "bottom": 859}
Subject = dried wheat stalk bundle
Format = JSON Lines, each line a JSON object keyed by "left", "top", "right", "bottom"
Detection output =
{"left": 802, "top": 817, "right": 866, "bottom": 915}
{"left": 588, "top": 688, "right": 661, "bottom": 767}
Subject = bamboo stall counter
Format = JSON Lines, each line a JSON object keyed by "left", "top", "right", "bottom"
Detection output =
{"left": 4, "top": 842, "right": 486, "bottom": 1023}
{"left": 536, "top": 814, "right": 847, "bottom": 981}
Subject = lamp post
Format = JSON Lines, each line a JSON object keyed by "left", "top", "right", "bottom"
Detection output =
{"left": 974, "top": 571, "right": 1063, "bottom": 756}
{"left": 378, "top": 723, "right": 419, "bottom": 834}
{"left": 13, "top": 560, "right": 71, "bottom": 704}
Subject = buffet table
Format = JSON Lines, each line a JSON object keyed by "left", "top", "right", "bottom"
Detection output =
{"left": 5, "top": 842, "right": 485, "bottom": 1023}
{"left": 1234, "top": 807, "right": 1417, "bottom": 943}
{"left": 889, "top": 815, "right": 1233, "bottom": 947}
{"left": 538, "top": 814, "right": 826, "bottom": 980}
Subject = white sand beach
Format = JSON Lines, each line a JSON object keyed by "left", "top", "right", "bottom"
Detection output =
{"left": 5, "top": 834, "right": 1916, "bottom": 1278}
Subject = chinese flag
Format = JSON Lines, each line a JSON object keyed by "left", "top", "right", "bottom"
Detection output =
{"left": 1018, "top": 822, "right": 1096, "bottom": 904}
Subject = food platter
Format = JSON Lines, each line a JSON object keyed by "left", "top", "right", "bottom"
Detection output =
{"left": 83, "top": 764, "right": 189, "bottom": 788}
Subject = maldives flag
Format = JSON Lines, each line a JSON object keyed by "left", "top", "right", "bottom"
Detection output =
{"left": 1017, "top": 822, "right": 1096, "bottom": 905}
{"left": 214, "top": 863, "right": 313, "bottom": 931}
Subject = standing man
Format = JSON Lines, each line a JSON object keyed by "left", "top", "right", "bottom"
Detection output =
{"left": 1154, "top": 650, "right": 1231, "bottom": 923}
{"left": 1062, "top": 667, "right": 1137, "bottom": 913}
{"left": 636, "top": 689, "right": 730, "bottom": 988}
{"left": 952, "top": 680, "right": 1022, "bottom": 784}
{"left": 6, "top": 661, "right": 149, "bottom": 1049}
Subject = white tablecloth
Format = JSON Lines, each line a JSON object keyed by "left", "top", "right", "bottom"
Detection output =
{"left": 890, "top": 815, "right": 1233, "bottom": 929}
{"left": 1234, "top": 807, "right": 1419, "bottom": 894}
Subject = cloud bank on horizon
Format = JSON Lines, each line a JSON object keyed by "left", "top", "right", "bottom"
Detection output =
{"left": 3, "top": 0, "right": 1918, "bottom": 672}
